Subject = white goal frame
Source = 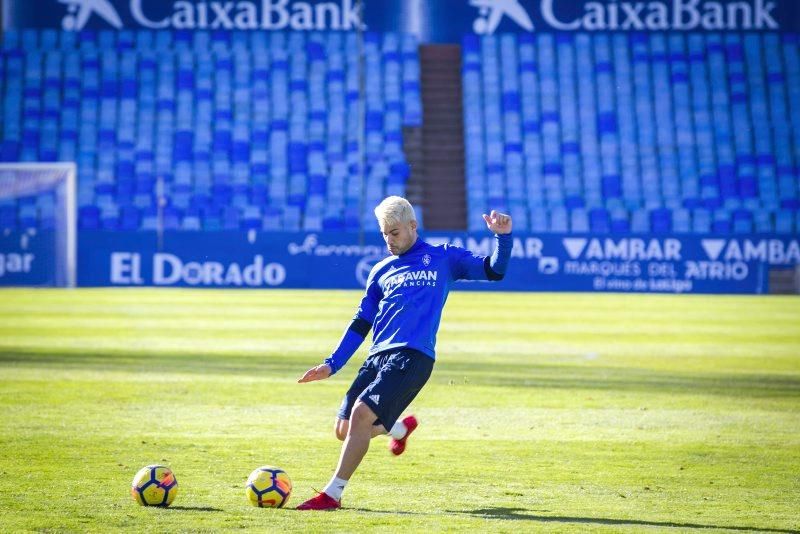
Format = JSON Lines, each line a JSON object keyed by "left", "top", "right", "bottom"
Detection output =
{"left": 0, "top": 162, "right": 77, "bottom": 287}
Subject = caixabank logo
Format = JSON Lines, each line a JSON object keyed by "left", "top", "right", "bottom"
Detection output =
{"left": 56, "top": 0, "right": 363, "bottom": 31}
{"left": 58, "top": 0, "right": 123, "bottom": 30}
{"left": 469, "top": 0, "right": 780, "bottom": 33}
{"left": 51, "top": 0, "right": 784, "bottom": 33}
{"left": 470, "top": 0, "right": 535, "bottom": 34}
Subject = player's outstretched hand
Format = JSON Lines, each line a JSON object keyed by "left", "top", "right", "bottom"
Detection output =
{"left": 297, "top": 364, "right": 332, "bottom": 383}
{"left": 483, "top": 210, "right": 512, "bottom": 234}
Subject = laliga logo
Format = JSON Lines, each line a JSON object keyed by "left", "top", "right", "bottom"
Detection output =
{"left": 470, "top": 0, "right": 535, "bottom": 34}
{"left": 57, "top": 0, "right": 123, "bottom": 30}
{"left": 538, "top": 256, "right": 559, "bottom": 274}
{"left": 356, "top": 255, "right": 385, "bottom": 287}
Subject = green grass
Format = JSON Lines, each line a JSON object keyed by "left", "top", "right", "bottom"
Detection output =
{"left": 0, "top": 288, "right": 799, "bottom": 533}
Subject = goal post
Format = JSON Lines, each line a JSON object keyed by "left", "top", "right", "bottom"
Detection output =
{"left": 0, "top": 162, "right": 77, "bottom": 287}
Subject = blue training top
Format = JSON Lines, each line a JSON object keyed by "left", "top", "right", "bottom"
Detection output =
{"left": 324, "top": 233, "right": 512, "bottom": 374}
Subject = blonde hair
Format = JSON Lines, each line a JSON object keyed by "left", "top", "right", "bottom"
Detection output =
{"left": 374, "top": 196, "right": 416, "bottom": 227}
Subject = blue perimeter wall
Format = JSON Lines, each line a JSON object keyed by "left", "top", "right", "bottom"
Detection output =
{"left": 4, "top": 230, "right": 800, "bottom": 293}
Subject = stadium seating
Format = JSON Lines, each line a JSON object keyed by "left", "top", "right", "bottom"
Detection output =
{"left": 2, "top": 29, "right": 798, "bottom": 235}
{"left": 462, "top": 32, "right": 800, "bottom": 234}
{"left": 0, "top": 29, "right": 421, "bottom": 231}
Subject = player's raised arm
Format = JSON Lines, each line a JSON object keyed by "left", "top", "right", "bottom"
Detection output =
{"left": 482, "top": 209, "right": 513, "bottom": 235}
{"left": 449, "top": 210, "right": 513, "bottom": 282}
{"left": 482, "top": 210, "right": 513, "bottom": 280}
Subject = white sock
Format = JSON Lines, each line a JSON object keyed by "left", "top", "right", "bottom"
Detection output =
{"left": 322, "top": 476, "right": 347, "bottom": 501}
{"left": 389, "top": 420, "right": 408, "bottom": 440}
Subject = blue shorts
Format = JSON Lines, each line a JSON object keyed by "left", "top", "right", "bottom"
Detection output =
{"left": 337, "top": 347, "right": 434, "bottom": 430}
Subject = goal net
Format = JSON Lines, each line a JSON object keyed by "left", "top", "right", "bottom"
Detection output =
{"left": 0, "top": 163, "right": 76, "bottom": 287}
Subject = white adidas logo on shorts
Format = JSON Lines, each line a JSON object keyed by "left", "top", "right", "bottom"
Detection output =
{"left": 369, "top": 394, "right": 380, "bottom": 405}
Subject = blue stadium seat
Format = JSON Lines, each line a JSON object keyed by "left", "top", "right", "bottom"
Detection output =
{"left": 631, "top": 209, "right": 650, "bottom": 233}
{"left": 5, "top": 30, "right": 800, "bottom": 235}
{"left": 78, "top": 205, "right": 100, "bottom": 230}
{"left": 775, "top": 210, "right": 794, "bottom": 234}
{"left": 0, "top": 30, "right": 424, "bottom": 231}
{"left": 570, "top": 209, "right": 589, "bottom": 233}
{"left": 650, "top": 208, "right": 672, "bottom": 234}
{"left": 459, "top": 32, "right": 800, "bottom": 235}
{"left": 0, "top": 205, "right": 17, "bottom": 231}
{"left": 549, "top": 207, "right": 568, "bottom": 232}
{"left": 589, "top": 208, "right": 610, "bottom": 233}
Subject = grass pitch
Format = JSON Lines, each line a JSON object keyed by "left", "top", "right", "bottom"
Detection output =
{"left": 0, "top": 288, "right": 798, "bottom": 533}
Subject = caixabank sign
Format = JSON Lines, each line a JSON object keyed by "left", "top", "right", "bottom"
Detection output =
{"left": 4, "top": 0, "right": 798, "bottom": 40}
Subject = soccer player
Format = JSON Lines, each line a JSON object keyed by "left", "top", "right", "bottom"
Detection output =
{"left": 296, "top": 196, "right": 512, "bottom": 511}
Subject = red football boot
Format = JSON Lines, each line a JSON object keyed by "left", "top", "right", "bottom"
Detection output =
{"left": 296, "top": 492, "right": 341, "bottom": 511}
{"left": 389, "top": 415, "right": 418, "bottom": 456}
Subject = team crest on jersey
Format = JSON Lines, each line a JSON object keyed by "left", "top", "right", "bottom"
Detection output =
{"left": 422, "top": 254, "right": 431, "bottom": 266}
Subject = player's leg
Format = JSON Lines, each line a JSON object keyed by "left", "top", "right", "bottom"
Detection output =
{"left": 333, "top": 400, "right": 383, "bottom": 479}
{"left": 381, "top": 350, "right": 432, "bottom": 455}
{"left": 334, "top": 418, "right": 347, "bottom": 441}
{"left": 298, "top": 349, "right": 433, "bottom": 510}
{"left": 332, "top": 357, "right": 378, "bottom": 441}
{"left": 388, "top": 414, "right": 419, "bottom": 456}
{"left": 298, "top": 407, "right": 384, "bottom": 511}
{"left": 298, "top": 358, "right": 380, "bottom": 510}
{"left": 298, "top": 402, "right": 384, "bottom": 511}
{"left": 332, "top": 348, "right": 433, "bottom": 479}
{"left": 335, "top": 417, "right": 390, "bottom": 442}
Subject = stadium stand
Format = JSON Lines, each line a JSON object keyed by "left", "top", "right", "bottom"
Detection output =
{"left": 462, "top": 32, "right": 800, "bottom": 234}
{"left": 0, "top": 29, "right": 421, "bottom": 231}
{"left": 2, "top": 29, "right": 798, "bottom": 235}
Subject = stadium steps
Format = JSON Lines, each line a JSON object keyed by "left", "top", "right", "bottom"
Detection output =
{"left": 402, "top": 126, "right": 425, "bottom": 209}
{"left": 419, "top": 44, "right": 467, "bottom": 230}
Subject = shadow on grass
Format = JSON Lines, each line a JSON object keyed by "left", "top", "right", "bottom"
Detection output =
{"left": 0, "top": 348, "right": 300, "bottom": 377}
{"left": 345, "top": 507, "right": 797, "bottom": 533}
{"left": 167, "top": 505, "right": 224, "bottom": 512}
{"left": 1, "top": 347, "right": 799, "bottom": 399}
{"left": 346, "top": 508, "right": 423, "bottom": 516}
{"left": 454, "top": 507, "right": 799, "bottom": 533}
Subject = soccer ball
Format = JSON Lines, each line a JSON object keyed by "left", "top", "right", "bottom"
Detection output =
{"left": 245, "top": 466, "right": 292, "bottom": 508}
{"left": 131, "top": 465, "right": 178, "bottom": 507}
